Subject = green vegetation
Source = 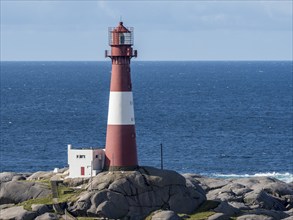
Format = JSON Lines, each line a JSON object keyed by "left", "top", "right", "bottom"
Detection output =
{"left": 57, "top": 183, "right": 82, "bottom": 203}
{"left": 180, "top": 200, "right": 220, "bottom": 219}
{"left": 145, "top": 201, "right": 220, "bottom": 220}
{"left": 19, "top": 182, "right": 83, "bottom": 211}
{"left": 19, "top": 195, "right": 53, "bottom": 211}
{"left": 181, "top": 211, "right": 215, "bottom": 219}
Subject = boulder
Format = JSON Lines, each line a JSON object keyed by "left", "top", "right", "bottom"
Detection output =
{"left": 208, "top": 213, "right": 230, "bottom": 220}
{"left": 283, "top": 217, "right": 293, "bottom": 220}
{"left": 68, "top": 191, "right": 94, "bottom": 216}
{"left": 68, "top": 166, "right": 206, "bottom": 219}
{"left": 262, "top": 181, "right": 293, "bottom": 197}
{"left": 151, "top": 210, "right": 181, "bottom": 220}
{"left": 228, "top": 202, "right": 250, "bottom": 210}
{"left": 0, "top": 172, "right": 28, "bottom": 183}
{"left": 189, "top": 176, "right": 231, "bottom": 191}
{"left": 285, "top": 208, "right": 293, "bottom": 216}
{"left": 0, "top": 181, "right": 51, "bottom": 204}
{"left": 206, "top": 181, "right": 251, "bottom": 202}
{"left": 96, "top": 200, "right": 128, "bottom": 219}
{"left": 35, "top": 212, "right": 59, "bottom": 220}
{"left": 87, "top": 190, "right": 128, "bottom": 218}
{"left": 169, "top": 185, "right": 202, "bottom": 214}
{"left": 244, "top": 189, "right": 286, "bottom": 210}
{"left": 0, "top": 172, "right": 16, "bottom": 183}
{"left": 63, "top": 177, "right": 89, "bottom": 187}
{"left": 214, "top": 201, "right": 240, "bottom": 216}
{"left": 236, "top": 214, "right": 274, "bottom": 220}
{"left": 0, "top": 206, "right": 37, "bottom": 220}
{"left": 27, "top": 171, "right": 54, "bottom": 181}
{"left": 233, "top": 177, "right": 278, "bottom": 190}
{"left": 246, "top": 209, "right": 290, "bottom": 219}
{"left": 56, "top": 167, "right": 68, "bottom": 174}
{"left": 0, "top": 203, "right": 14, "bottom": 210}
{"left": 283, "top": 195, "right": 293, "bottom": 210}
{"left": 31, "top": 204, "right": 53, "bottom": 215}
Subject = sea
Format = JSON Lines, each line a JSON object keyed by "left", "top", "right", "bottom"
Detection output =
{"left": 1, "top": 61, "right": 292, "bottom": 183}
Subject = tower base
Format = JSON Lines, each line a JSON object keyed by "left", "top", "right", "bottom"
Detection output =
{"left": 103, "top": 165, "right": 138, "bottom": 172}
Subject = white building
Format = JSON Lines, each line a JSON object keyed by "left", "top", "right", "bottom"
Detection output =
{"left": 67, "top": 144, "right": 105, "bottom": 178}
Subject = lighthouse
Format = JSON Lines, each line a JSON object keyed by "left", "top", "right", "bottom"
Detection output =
{"left": 104, "top": 22, "right": 138, "bottom": 171}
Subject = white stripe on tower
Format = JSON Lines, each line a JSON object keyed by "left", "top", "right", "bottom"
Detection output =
{"left": 107, "top": 91, "right": 135, "bottom": 125}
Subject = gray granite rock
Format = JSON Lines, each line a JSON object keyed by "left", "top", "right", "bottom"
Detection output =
{"left": 96, "top": 199, "right": 128, "bottom": 219}
{"left": 191, "top": 176, "right": 231, "bottom": 191}
{"left": 89, "top": 190, "right": 128, "bottom": 218}
{"left": 0, "top": 203, "right": 14, "bottom": 210}
{"left": 0, "top": 206, "right": 37, "bottom": 220}
{"left": 187, "top": 175, "right": 293, "bottom": 220}
{"left": 0, "top": 172, "right": 17, "bottom": 183}
{"left": 31, "top": 204, "right": 53, "bottom": 215}
{"left": 151, "top": 210, "right": 181, "bottom": 220}
{"left": 214, "top": 201, "right": 240, "bottom": 216}
{"left": 68, "top": 191, "right": 94, "bottom": 216}
{"left": 0, "top": 172, "right": 28, "bottom": 183}
{"left": 245, "top": 209, "right": 289, "bottom": 219}
{"left": 0, "top": 181, "right": 51, "bottom": 205}
{"left": 1, "top": 170, "right": 292, "bottom": 220}
{"left": 27, "top": 171, "right": 54, "bottom": 181}
{"left": 244, "top": 189, "right": 286, "bottom": 210}
{"left": 35, "top": 212, "right": 59, "bottom": 220}
{"left": 69, "top": 167, "right": 206, "bottom": 219}
{"left": 208, "top": 213, "right": 230, "bottom": 220}
{"left": 228, "top": 202, "right": 250, "bottom": 210}
{"left": 285, "top": 208, "right": 293, "bottom": 216}
{"left": 236, "top": 214, "right": 274, "bottom": 220}
{"left": 63, "top": 177, "right": 89, "bottom": 187}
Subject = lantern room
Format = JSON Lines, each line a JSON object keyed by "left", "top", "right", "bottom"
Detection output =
{"left": 105, "top": 22, "right": 137, "bottom": 58}
{"left": 108, "top": 22, "right": 134, "bottom": 46}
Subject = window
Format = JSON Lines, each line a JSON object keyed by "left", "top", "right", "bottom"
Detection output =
{"left": 119, "top": 33, "right": 125, "bottom": 44}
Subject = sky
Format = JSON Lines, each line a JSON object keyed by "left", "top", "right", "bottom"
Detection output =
{"left": 1, "top": 1, "right": 292, "bottom": 61}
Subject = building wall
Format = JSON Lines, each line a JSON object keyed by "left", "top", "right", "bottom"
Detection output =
{"left": 68, "top": 145, "right": 105, "bottom": 178}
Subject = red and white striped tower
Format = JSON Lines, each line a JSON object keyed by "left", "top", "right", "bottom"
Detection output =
{"left": 104, "top": 22, "right": 138, "bottom": 171}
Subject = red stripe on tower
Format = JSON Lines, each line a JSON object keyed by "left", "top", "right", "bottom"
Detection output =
{"left": 104, "top": 22, "right": 138, "bottom": 171}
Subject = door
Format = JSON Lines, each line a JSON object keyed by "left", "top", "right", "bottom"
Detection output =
{"left": 81, "top": 166, "right": 85, "bottom": 176}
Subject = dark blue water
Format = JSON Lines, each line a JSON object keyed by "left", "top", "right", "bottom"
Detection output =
{"left": 1, "top": 61, "right": 292, "bottom": 181}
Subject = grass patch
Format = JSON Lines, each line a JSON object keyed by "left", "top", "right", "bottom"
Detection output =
{"left": 182, "top": 211, "right": 216, "bottom": 219}
{"left": 177, "top": 200, "right": 221, "bottom": 219}
{"left": 19, "top": 195, "right": 53, "bottom": 211}
{"left": 57, "top": 184, "right": 82, "bottom": 203}
{"left": 19, "top": 182, "right": 83, "bottom": 211}
{"left": 18, "top": 179, "right": 51, "bottom": 189}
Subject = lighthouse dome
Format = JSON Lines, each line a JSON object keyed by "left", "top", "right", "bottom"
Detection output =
{"left": 113, "top": 22, "right": 131, "bottom": 33}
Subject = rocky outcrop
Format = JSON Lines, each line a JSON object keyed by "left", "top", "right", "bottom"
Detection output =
{"left": 0, "top": 172, "right": 29, "bottom": 183}
{"left": 34, "top": 213, "right": 59, "bottom": 220}
{"left": 0, "top": 181, "right": 51, "bottom": 205}
{"left": 31, "top": 204, "right": 53, "bottom": 215}
{"left": 0, "top": 206, "right": 37, "bottom": 220}
{"left": 68, "top": 166, "right": 206, "bottom": 219}
{"left": 151, "top": 210, "right": 181, "bottom": 220}
{"left": 184, "top": 174, "right": 293, "bottom": 220}
{"left": 0, "top": 168, "right": 293, "bottom": 220}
